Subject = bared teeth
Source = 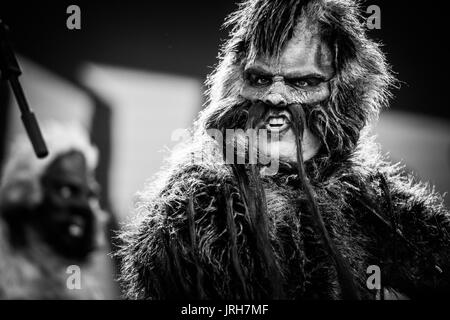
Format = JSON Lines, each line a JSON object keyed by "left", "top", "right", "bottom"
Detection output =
{"left": 265, "top": 116, "right": 290, "bottom": 132}
{"left": 268, "top": 117, "right": 286, "bottom": 126}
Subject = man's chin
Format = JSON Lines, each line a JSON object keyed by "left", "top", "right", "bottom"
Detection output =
{"left": 266, "top": 141, "right": 296, "bottom": 163}
{"left": 260, "top": 139, "right": 320, "bottom": 165}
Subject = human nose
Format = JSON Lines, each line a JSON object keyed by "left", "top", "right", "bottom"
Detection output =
{"left": 262, "top": 79, "right": 287, "bottom": 107}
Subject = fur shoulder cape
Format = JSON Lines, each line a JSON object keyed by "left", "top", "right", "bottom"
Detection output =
{"left": 117, "top": 138, "right": 450, "bottom": 300}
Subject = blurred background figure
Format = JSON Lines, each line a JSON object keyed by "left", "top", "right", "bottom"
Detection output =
{"left": 0, "top": 124, "right": 115, "bottom": 298}
{"left": 0, "top": 123, "right": 117, "bottom": 299}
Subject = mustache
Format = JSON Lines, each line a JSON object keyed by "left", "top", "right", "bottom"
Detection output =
{"left": 245, "top": 101, "right": 353, "bottom": 160}
{"left": 205, "top": 96, "right": 360, "bottom": 163}
{"left": 212, "top": 100, "right": 309, "bottom": 131}
{"left": 212, "top": 100, "right": 325, "bottom": 132}
{"left": 245, "top": 102, "right": 296, "bottom": 130}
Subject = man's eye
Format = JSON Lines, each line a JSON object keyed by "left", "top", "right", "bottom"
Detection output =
{"left": 248, "top": 74, "right": 271, "bottom": 86}
{"left": 294, "top": 80, "right": 309, "bottom": 87}
{"left": 290, "top": 77, "right": 324, "bottom": 88}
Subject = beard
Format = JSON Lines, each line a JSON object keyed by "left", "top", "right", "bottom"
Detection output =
{"left": 201, "top": 98, "right": 361, "bottom": 299}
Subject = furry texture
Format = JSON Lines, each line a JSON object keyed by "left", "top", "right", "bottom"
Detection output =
{"left": 117, "top": 0, "right": 450, "bottom": 299}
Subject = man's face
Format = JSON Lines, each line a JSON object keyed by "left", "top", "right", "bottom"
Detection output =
{"left": 240, "top": 21, "right": 334, "bottom": 163}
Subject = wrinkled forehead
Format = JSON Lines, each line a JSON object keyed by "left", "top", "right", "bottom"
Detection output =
{"left": 246, "top": 18, "right": 335, "bottom": 77}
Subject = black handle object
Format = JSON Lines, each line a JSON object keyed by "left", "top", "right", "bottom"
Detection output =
{"left": 0, "top": 19, "right": 48, "bottom": 158}
{"left": 21, "top": 110, "right": 48, "bottom": 158}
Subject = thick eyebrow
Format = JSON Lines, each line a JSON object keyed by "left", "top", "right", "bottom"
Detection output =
{"left": 284, "top": 72, "right": 328, "bottom": 81}
{"left": 243, "top": 66, "right": 274, "bottom": 77}
{"left": 244, "top": 66, "right": 330, "bottom": 81}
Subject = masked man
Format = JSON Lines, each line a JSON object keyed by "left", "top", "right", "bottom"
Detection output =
{"left": 117, "top": 0, "right": 450, "bottom": 299}
{"left": 0, "top": 124, "right": 110, "bottom": 299}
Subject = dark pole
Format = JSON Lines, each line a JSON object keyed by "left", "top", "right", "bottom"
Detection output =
{"left": 0, "top": 19, "right": 48, "bottom": 159}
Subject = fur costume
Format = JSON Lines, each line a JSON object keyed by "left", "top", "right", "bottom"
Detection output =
{"left": 117, "top": 0, "right": 450, "bottom": 299}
